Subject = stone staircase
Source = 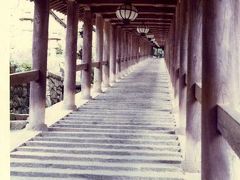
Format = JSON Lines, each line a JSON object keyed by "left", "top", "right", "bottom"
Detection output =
{"left": 11, "top": 60, "right": 184, "bottom": 180}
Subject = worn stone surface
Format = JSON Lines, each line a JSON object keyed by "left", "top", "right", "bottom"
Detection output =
{"left": 11, "top": 60, "right": 184, "bottom": 179}
{"left": 10, "top": 72, "right": 64, "bottom": 114}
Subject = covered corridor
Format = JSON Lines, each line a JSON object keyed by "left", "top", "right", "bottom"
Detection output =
{"left": 11, "top": 60, "right": 184, "bottom": 179}
{"left": 8, "top": 0, "right": 240, "bottom": 180}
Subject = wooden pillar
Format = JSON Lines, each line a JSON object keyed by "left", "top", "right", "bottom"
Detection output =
{"left": 63, "top": 0, "right": 78, "bottom": 110}
{"left": 116, "top": 27, "right": 121, "bottom": 78}
{"left": 109, "top": 25, "right": 116, "bottom": 84}
{"left": 81, "top": 8, "right": 92, "bottom": 99}
{"left": 184, "top": 0, "right": 202, "bottom": 172}
{"left": 170, "top": 22, "right": 175, "bottom": 88}
{"left": 125, "top": 32, "right": 129, "bottom": 72}
{"left": 121, "top": 31, "right": 127, "bottom": 75}
{"left": 202, "top": 0, "right": 239, "bottom": 179}
{"left": 93, "top": 14, "right": 103, "bottom": 93}
{"left": 27, "top": 0, "right": 49, "bottom": 131}
{"left": 136, "top": 37, "right": 140, "bottom": 62}
{"left": 102, "top": 20, "right": 110, "bottom": 87}
{"left": 173, "top": 2, "right": 181, "bottom": 103}
{"left": 178, "top": 0, "right": 189, "bottom": 134}
{"left": 133, "top": 35, "right": 136, "bottom": 64}
{"left": 128, "top": 34, "right": 132, "bottom": 67}
{"left": 120, "top": 30, "right": 125, "bottom": 76}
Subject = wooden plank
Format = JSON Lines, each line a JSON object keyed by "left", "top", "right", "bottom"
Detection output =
{"left": 91, "top": 6, "right": 175, "bottom": 14}
{"left": 194, "top": 83, "right": 202, "bottom": 103}
{"left": 102, "top": 61, "right": 108, "bottom": 65}
{"left": 76, "top": 64, "right": 88, "bottom": 71}
{"left": 10, "top": 113, "right": 29, "bottom": 121}
{"left": 76, "top": 0, "right": 177, "bottom": 6}
{"left": 92, "top": 62, "right": 101, "bottom": 68}
{"left": 217, "top": 105, "right": 240, "bottom": 158}
{"left": 10, "top": 70, "right": 40, "bottom": 86}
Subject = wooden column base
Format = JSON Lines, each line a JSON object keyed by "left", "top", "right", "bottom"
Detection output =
{"left": 26, "top": 122, "right": 48, "bottom": 131}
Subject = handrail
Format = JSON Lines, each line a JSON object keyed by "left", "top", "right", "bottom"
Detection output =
{"left": 102, "top": 61, "right": 108, "bottom": 65}
{"left": 194, "top": 83, "right": 202, "bottom": 103}
{"left": 92, "top": 62, "right": 101, "bottom": 68}
{"left": 10, "top": 60, "right": 120, "bottom": 85}
{"left": 217, "top": 105, "right": 240, "bottom": 158}
{"left": 10, "top": 70, "right": 40, "bottom": 86}
{"left": 10, "top": 113, "right": 29, "bottom": 120}
{"left": 76, "top": 63, "right": 88, "bottom": 71}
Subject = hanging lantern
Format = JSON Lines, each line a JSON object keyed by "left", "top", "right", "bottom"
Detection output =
{"left": 137, "top": 24, "right": 149, "bottom": 36}
{"left": 146, "top": 34, "right": 154, "bottom": 41}
{"left": 150, "top": 38, "right": 156, "bottom": 42}
{"left": 116, "top": 1, "right": 138, "bottom": 24}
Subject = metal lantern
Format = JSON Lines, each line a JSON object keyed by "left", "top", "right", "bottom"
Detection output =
{"left": 146, "top": 34, "right": 154, "bottom": 41}
{"left": 137, "top": 25, "right": 149, "bottom": 36}
{"left": 150, "top": 38, "right": 156, "bottom": 42}
{"left": 116, "top": 2, "right": 138, "bottom": 24}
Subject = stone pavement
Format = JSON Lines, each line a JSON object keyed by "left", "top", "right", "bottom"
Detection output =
{"left": 11, "top": 59, "right": 184, "bottom": 179}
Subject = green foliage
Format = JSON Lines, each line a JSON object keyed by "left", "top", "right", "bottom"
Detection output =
{"left": 55, "top": 44, "right": 63, "bottom": 55}
{"left": 10, "top": 61, "right": 32, "bottom": 73}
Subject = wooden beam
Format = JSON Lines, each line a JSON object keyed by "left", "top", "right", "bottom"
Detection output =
{"left": 217, "top": 105, "right": 240, "bottom": 158}
{"left": 10, "top": 70, "right": 40, "bottom": 86}
{"left": 102, "top": 61, "right": 108, "bottom": 65}
{"left": 114, "top": 22, "right": 171, "bottom": 26}
{"left": 110, "top": 18, "right": 172, "bottom": 23}
{"left": 76, "top": 64, "right": 88, "bottom": 71}
{"left": 90, "top": 6, "right": 175, "bottom": 14}
{"left": 92, "top": 62, "right": 101, "bottom": 68}
{"left": 76, "top": 0, "right": 177, "bottom": 7}
{"left": 102, "top": 13, "right": 174, "bottom": 19}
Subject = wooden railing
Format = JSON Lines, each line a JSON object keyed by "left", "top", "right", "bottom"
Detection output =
{"left": 10, "top": 61, "right": 109, "bottom": 85}
{"left": 76, "top": 63, "right": 88, "bottom": 71}
{"left": 10, "top": 70, "right": 40, "bottom": 86}
{"left": 186, "top": 78, "right": 240, "bottom": 159}
{"left": 217, "top": 105, "right": 240, "bottom": 157}
{"left": 91, "top": 62, "right": 101, "bottom": 68}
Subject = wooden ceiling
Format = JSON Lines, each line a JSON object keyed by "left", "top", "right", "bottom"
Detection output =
{"left": 49, "top": 0, "right": 177, "bottom": 44}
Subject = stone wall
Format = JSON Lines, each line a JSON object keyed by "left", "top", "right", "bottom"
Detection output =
{"left": 46, "top": 72, "right": 64, "bottom": 107}
{"left": 10, "top": 84, "right": 29, "bottom": 114}
{"left": 10, "top": 72, "right": 64, "bottom": 114}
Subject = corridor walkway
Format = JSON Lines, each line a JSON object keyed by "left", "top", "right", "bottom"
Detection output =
{"left": 11, "top": 59, "right": 184, "bottom": 179}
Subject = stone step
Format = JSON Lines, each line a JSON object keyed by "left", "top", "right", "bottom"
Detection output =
{"left": 10, "top": 60, "right": 184, "bottom": 180}
{"left": 61, "top": 117, "right": 176, "bottom": 122}
{"left": 11, "top": 167, "right": 184, "bottom": 180}
{"left": 56, "top": 119, "right": 176, "bottom": 126}
{"left": 40, "top": 131, "right": 179, "bottom": 140}
{"left": 11, "top": 158, "right": 182, "bottom": 172}
{"left": 52, "top": 123, "right": 176, "bottom": 130}
{"left": 16, "top": 146, "right": 181, "bottom": 156}
{"left": 78, "top": 107, "right": 173, "bottom": 111}
{"left": 21, "top": 141, "right": 181, "bottom": 152}
{"left": 11, "top": 151, "right": 182, "bottom": 164}
{"left": 70, "top": 112, "right": 173, "bottom": 116}
{"left": 48, "top": 126, "right": 176, "bottom": 134}
{"left": 31, "top": 136, "right": 179, "bottom": 146}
